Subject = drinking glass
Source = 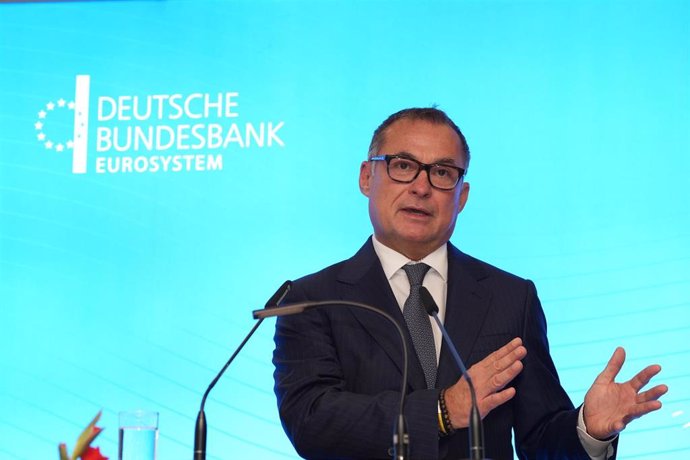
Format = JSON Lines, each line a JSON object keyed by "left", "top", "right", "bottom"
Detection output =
{"left": 118, "top": 410, "right": 158, "bottom": 460}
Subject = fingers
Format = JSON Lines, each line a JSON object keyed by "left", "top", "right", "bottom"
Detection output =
{"left": 481, "top": 386, "right": 517, "bottom": 414}
{"left": 623, "top": 384, "right": 667, "bottom": 426}
{"left": 637, "top": 384, "right": 668, "bottom": 404}
{"left": 595, "top": 347, "right": 626, "bottom": 384}
{"left": 470, "top": 337, "right": 526, "bottom": 397}
{"left": 445, "top": 337, "right": 526, "bottom": 428}
{"left": 481, "top": 338, "right": 526, "bottom": 374}
{"left": 473, "top": 339, "right": 527, "bottom": 417}
{"left": 629, "top": 364, "right": 663, "bottom": 392}
{"left": 489, "top": 337, "right": 523, "bottom": 361}
{"left": 487, "top": 340, "right": 526, "bottom": 387}
{"left": 606, "top": 390, "right": 666, "bottom": 435}
{"left": 488, "top": 360, "right": 524, "bottom": 392}
{"left": 625, "top": 400, "right": 663, "bottom": 423}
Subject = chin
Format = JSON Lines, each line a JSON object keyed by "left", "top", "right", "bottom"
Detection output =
{"left": 398, "top": 234, "right": 439, "bottom": 250}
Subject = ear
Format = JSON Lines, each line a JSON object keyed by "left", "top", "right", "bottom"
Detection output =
{"left": 359, "top": 161, "right": 372, "bottom": 197}
{"left": 457, "top": 181, "right": 470, "bottom": 213}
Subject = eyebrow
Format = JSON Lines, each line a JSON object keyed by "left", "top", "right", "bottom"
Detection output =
{"left": 395, "top": 151, "right": 461, "bottom": 166}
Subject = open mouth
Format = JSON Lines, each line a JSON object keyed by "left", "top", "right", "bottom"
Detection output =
{"left": 401, "top": 207, "right": 432, "bottom": 217}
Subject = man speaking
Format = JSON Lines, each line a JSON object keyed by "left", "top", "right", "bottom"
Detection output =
{"left": 272, "top": 108, "right": 666, "bottom": 459}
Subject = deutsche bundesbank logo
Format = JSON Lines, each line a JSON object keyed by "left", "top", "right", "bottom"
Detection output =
{"left": 35, "top": 75, "right": 285, "bottom": 175}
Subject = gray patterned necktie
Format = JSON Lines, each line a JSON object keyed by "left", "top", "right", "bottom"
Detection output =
{"left": 402, "top": 263, "right": 436, "bottom": 388}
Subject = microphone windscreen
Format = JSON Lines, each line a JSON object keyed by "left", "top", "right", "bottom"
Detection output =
{"left": 265, "top": 280, "right": 292, "bottom": 308}
{"left": 419, "top": 286, "right": 439, "bottom": 315}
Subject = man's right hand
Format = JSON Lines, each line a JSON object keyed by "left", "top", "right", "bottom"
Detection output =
{"left": 443, "top": 337, "right": 527, "bottom": 428}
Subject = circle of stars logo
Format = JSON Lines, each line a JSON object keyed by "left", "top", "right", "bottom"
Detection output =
{"left": 35, "top": 98, "right": 75, "bottom": 152}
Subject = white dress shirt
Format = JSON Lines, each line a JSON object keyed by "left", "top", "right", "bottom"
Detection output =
{"left": 372, "top": 235, "right": 447, "bottom": 362}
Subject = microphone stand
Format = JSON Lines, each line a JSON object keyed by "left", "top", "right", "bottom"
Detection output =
{"left": 419, "top": 287, "right": 490, "bottom": 460}
{"left": 253, "top": 300, "right": 411, "bottom": 460}
{"left": 193, "top": 281, "right": 292, "bottom": 460}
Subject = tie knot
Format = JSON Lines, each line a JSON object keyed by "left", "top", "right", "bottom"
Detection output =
{"left": 403, "top": 263, "right": 430, "bottom": 287}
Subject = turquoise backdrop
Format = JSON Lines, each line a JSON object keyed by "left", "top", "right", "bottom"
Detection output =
{"left": 1, "top": 1, "right": 688, "bottom": 459}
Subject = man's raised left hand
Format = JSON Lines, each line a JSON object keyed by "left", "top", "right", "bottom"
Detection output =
{"left": 583, "top": 346, "right": 668, "bottom": 440}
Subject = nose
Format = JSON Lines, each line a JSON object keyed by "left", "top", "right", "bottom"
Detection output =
{"left": 409, "top": 168, "right": 432, "bottom": 196}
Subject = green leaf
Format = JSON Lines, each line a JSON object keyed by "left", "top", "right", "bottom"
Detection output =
{"left": 72, "top": 411, "right": 104, "bottom": 459}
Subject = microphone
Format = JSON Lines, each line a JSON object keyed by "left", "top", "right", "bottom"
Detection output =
{"left": 193, "top": 280, "right": 292, "bottom": 460}
{"left": 253, "top": 300, "right": 411, "bottom": 460}
{"left": 419, "top": 287, "right": 488, "bottom": 460}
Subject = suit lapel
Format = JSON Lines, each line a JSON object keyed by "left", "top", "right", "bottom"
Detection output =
{"left": 436, "top": 243, "right": 493, "bottom": 389}
{"left": 336, "top": 239, "right": 428, "bottom": 391}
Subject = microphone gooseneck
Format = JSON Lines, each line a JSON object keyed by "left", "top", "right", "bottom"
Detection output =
{"left": 253, "top": 300, "right": 411, "bottom": 460}
{"left": 419, "top": 286, "right": 487, "bottom": 460}
{"left": 193, "top": 280, "right": 292, "bottom": 460}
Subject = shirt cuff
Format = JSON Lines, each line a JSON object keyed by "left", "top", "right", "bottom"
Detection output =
{"left": 577, "top": 405, "right": 617, "bottom": 460}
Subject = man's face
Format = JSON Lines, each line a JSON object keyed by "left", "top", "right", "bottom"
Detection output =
{"left": 359, "top": 119, "right": 470, "bottom": 260}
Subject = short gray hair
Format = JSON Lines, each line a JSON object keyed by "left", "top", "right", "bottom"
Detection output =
{"left": 367, "top": 107, "right": 470, "bottom": 169}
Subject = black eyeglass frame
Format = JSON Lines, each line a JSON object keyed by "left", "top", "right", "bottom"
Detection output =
{"left": 369, "top": 154, "right": 466, "bottom": 190}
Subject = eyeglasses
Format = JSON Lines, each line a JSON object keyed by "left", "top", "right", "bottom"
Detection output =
{"left": 369, "top": 154, "right": 465, "bottom": 190}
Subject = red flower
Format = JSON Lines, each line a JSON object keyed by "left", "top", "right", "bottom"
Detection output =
{"left": 82, "top": 446, "right": 108, "bottom": 460}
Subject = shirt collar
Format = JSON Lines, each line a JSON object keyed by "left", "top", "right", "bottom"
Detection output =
{"left": 371, "top": 234, "right": 448, "bottom": 282}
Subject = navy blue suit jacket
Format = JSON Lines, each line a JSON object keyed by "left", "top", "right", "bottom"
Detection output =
{"left": 273, "top": 239, "right": 597, "bottom": 459}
